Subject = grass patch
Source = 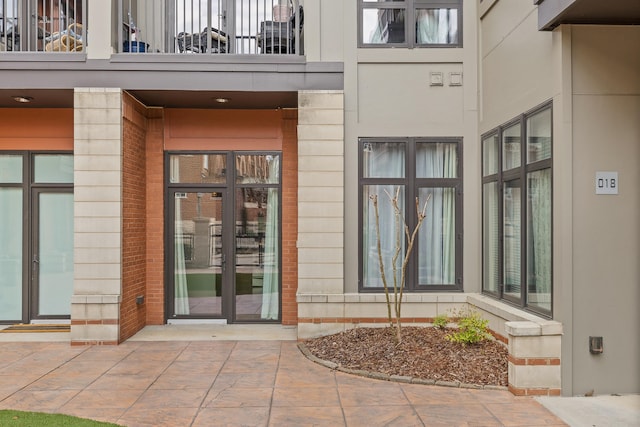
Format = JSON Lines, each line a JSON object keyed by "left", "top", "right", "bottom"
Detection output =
{"left": 0, "top": 410, "right": 122, "bottom": 426}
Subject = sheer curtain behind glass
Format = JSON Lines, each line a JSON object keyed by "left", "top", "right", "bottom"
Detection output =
{"left": 261, "top": 155, "right": 279, "bottom": 320}
{"left": 527, "top": 169, "right": 551, "bottom": 311}
{"left": 416, "top": 143, "right": 456, "bottom": 285}
{"left": 416, "top": 8, "right": 458, "bottom": 44}
{"left": 171, "top": 157, "right": 190, "bottom": 315}
{"left": 526, "top": 109, "right": 552, "bottom": 311}
{"left": 362, "top": 142, "right": 405, "bottom": 288}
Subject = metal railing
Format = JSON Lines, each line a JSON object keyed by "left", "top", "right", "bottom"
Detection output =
{"left": 0, "top": 0, "right": 86, "bottom": 52}
{"left": 118, "top": 0, "right": 302, "bottom": 55}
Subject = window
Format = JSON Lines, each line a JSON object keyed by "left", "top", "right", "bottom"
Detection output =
{"left": 359, "top": 0, "right": 462, "bottom": 47}
{"left": 482, "top": 103, "right": 552, "bottom": 316}
{"left": 360, "top": 138, "right": 462, "bottom": 291}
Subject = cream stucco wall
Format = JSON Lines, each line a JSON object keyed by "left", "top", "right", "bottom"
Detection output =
{"left": 569, "top": 25, "right": 640, "bottom": 395}
{"left": 480, "top": 0, "right": 640, "bottom": 396}
{"left": 342, "top": 0, "right": 480, "bottom": 294}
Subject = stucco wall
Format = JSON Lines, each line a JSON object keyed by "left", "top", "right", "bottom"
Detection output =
{"left": 480, "top": 0, "right": 640, "bottom": 396}
{"left": 570, "top": 25, "right": 640, "bottom": 395}
{"left": 342, "top": 0, "right": 479, "bottom": 294}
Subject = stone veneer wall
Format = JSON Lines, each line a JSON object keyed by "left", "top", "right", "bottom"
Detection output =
{"left": 71, "top": 88, "right": 123, "bottom": 345}
{"left": 296, "top": 90, "right": 345, "bottom": 337}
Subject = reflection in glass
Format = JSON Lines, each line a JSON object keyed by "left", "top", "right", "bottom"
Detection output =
{"left": 482, "top": 134, "right": 499, "bottom": 176}
{"left": 362, "top": 8, "right": 405, "bottom": 44}
{"left": 527, "top": 108, "right": 552, "bottom": 163}
{"left": 416, "top": 8, "right": 458, "bottom": 45}
{"left": 503, "top": 180, "right": 521, "bottom": 299}
{"left": 235, "top": 156, "right": 280, "bottom": 321}
{"left": 38, "top": 193, "right": 74, "bottom": 315}
{"left": 174, "top": 191, "right": 223, "bottom": 316}
{"left": 502, "top": 123, "right": 521, "bottom": 171}
{"left": 169, "top": 154, "right": 227, "bottom": 184}
{"left": 0, "top": 188, "right": 22, "bottom": 320}
{"left": 527, "top": 169, "right": 551, "bottom": 312}
{"left": 235, "top": 154, "right": 280, "bottom": 184}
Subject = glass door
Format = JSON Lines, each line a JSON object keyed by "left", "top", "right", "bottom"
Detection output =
{"left": 31, "top": 190, "right": 74, "bottom": 318}
{"left": 0, "top": 187, "right": 23, "bottom": 321}
{"left": 170, "top": 190, "right": 226, "bottom": 318}
{"left": 234, "top": 154, "right": 280, "bottom": 321}
{"left": 167, "top": 152, "right": 280, "bottom": 323}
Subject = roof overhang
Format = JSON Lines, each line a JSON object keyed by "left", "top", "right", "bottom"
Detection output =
{"left": 537, "top": 0, "right": 640, "bottom": 30}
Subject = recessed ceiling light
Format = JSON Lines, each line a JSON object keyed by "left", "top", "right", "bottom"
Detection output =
{"left": 214, "top": 97, "right": 230, "bottom": 103}
{"left": 12, "top": 96, "right": 33, "bottom": 103}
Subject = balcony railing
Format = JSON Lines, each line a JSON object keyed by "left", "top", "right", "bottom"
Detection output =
{"left": 0, "top": 1, "right": 302, "bottom": 56}
{"left": 118, "top": 0, "right": 303, "bottom": 55}
{"left": 0, "top": 0, "right": 86, "bottom": 52}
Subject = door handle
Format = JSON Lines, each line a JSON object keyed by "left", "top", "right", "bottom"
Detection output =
{"left": 32, "top": 255, "right": 39, "bottom": 272}
{"left": 221, "top": 253, "right": 226, "bottom": 270}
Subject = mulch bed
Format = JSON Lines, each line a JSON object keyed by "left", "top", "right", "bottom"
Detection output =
{"left": 302, "top": 326, "right": 508, "bottom": 387}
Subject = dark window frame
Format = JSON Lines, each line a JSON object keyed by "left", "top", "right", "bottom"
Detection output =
{"left": 0, "top": 151, "right": 74, "bottom": 324}
{"left": 358, "top": 137, "right": 463, "bottom": 293}
{"left": 358, "top": 0, "right": 463, "bottom": 48}
{"left": 481, "top": 101, "right": 553, "bottom": 318}
{"left": 164, "top": 150, "right": 283, "bottom": 324}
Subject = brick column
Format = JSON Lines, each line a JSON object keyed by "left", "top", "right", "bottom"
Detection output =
{"left": 507, "top": 321, "right": 563, "bottom": 396}
{"left": 71, "top": 88, "right": 123, "bottom": 345}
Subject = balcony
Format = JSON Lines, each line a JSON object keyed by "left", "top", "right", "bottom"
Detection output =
{"left": 0, "top": 0, "right": 303, "bottom": 56}
{"left": 119, "top": 0, "right": 303, "bottom": 55}
{"left": 1, "top": 0, "right": 86, "bottom": 52}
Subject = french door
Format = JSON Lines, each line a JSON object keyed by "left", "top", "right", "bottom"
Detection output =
{"left": 31, "top": 189, "right": 74, "bottom": 319}
{"left": 166, "top": 152, "right": 281, "bottom": 323}
{"left": 0, "top": 152, "right": 73, "bottom": 323}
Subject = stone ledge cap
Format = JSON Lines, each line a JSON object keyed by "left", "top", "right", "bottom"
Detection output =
{"left": 505, "top": 321, "right": 541, "bottom": 336}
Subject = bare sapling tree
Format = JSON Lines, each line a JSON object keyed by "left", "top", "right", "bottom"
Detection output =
{"left": 370, "top": 188, "right": 430, "bottom": 344}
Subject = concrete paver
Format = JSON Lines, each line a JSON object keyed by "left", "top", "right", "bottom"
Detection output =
{"left": 3, "top": 326, "right": 637, "bottom": 426}
{"left": 0, "top": 336, "right": 570, "bottom": 427}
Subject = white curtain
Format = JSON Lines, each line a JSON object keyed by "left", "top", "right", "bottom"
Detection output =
{"left": 417, "top": 143, "right": 456, "bottom": 285}
{"left": 363, "top": 143, "right": 405, "bottom": 288}
{"left": 483, "top": 182, "right": 500, "bottom": 293}
{"left": 172, "top": 157, "right": 190, "bottom": 315}
{"left": 261, "top": 156, "right": 279, "bottom": 319}
{"left": 527, "top": 169, "right": 551, "bottom": 310}
{"left": 416, "top": 9, "right": 457, "bottom": 44}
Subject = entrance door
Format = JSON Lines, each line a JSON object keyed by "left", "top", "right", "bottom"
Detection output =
{"left": 167, "top": 152, "right": 281, "bottom": 323}
{"left": 0, "top": 152, "right": 73, "bottom": 323}
{"left": 170, "top": 190, "right": 226, "bottom": 318}
{"left": 31, "top": 190, "right": 74, "bottom": 319}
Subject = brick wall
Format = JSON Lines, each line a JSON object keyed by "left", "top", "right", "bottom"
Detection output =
{"left": 281, "top": 109, "right": 298, "bottom": 325}
{"left": 119, "top": 94, "right": 148, "bottom": 341}
{"left": 145, "top": 112, "right": 165, "bottom": 324}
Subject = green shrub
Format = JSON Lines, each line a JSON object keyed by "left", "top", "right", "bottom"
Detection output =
{"left": 445, "top": 309, "right": 492, "bottom": 345}
{"left": 432, "top": 314, "right": 448, "bottom": 329}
